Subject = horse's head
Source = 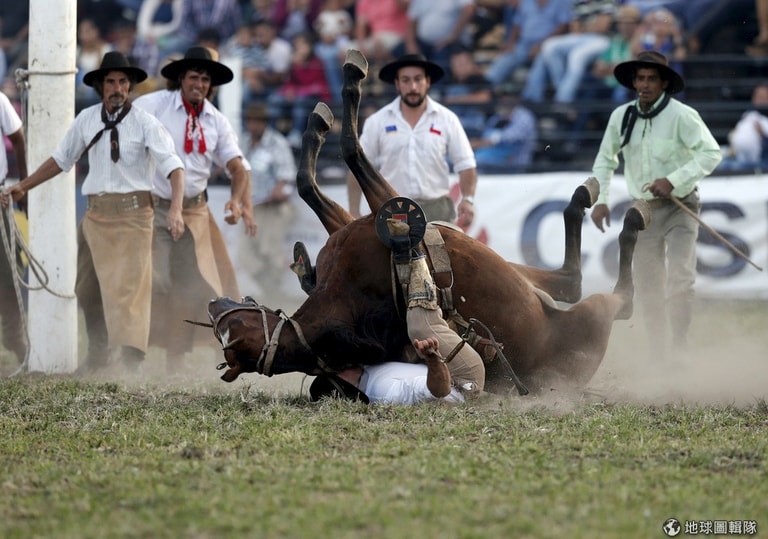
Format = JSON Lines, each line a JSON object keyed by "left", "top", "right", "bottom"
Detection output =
{"left": 207, "top": 296, "right": 322, "bottom": 382}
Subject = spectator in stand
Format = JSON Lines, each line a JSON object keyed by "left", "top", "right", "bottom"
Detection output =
{"left": 747, "top": 0, "right": 768, "bottom": 56}
{"left": 398, "top": 0, "right": 477, "bottom": 79}
{"left": 267, "top": 32, "right": 331, "bottom": 147}
{"left": 718, "top": 83, "right": 768, "bottom": 172}
{"left": 0, "top": 1, "right": 29, "bottom": 76}
{"left": 243, "top": 0, "right": 276, "bottom": 24}
{"left": 136, "top": 0, "right": 183, "bottom": 63}
{"left": 442, "top": 46, "right": 493, "bottom": 139}
{"left": 483, "top": 0, "right": 572, "bottom": 90}
{"left": 110, "top": 19, "right": 160, "bottom": 83}
{"left": 158, "top": 0, "right": 242, "bottom": 57}
{"left": 589, "top": 4, "right": 643, "bottom": 103}
{"left": 313, "top": 0, "right": 354, "bottom": 103}
{"left": 630, "top": 7, "right": 686, "bottom": 76}
{"left": 470, "top": 89, "right": 538, "bottom": 173}
{"left": 272, "top": 0, "right": 323, "bottom": 41}
{"left": 237, "top": 103, "right": 298, "bottom": 300}
{"left": 75, "top": 18, "right": 114, "bottom": 110}
{"left": 241, "top": 18, "right": 293, "bottom": 105}
{"left": 521, "top": 0, "right": 616, "bottom": 105}
{"left": 353, "top": 0, "right": 409, "bottom": 66}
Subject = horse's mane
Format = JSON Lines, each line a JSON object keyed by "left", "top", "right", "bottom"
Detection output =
{"left": 311, "top": 299, "right": 409, "bottom": 369}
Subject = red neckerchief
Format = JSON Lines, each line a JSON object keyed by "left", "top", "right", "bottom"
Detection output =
{"left": 182, "top": 96, "right": 207, "bottom": 154}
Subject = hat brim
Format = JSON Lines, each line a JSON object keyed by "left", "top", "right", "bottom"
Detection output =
{"left": 83, "top": 66, "right": 148, "bottom": 88}
{"left": 379, "top": 59, "right": 444, "bottom": 84}
{"left": 309, "top": 374, "right": 370, "bottom": 403}
{"left": 161, "top": 59, "right": 234, "bottom": 86}
{"left": 614, "top": 60, "right": 685, "bottom": 94}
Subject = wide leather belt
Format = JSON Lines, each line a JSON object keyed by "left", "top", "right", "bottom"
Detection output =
{"left": 87, "top": 191, "right": 152, "bottom": 214}
{"left": 152, "top": 191, "right": 207, "bottom": 210}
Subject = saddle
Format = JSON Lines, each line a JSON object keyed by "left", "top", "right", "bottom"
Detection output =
{"left": 373, "top": 197, "right": 497, "bottom": 364}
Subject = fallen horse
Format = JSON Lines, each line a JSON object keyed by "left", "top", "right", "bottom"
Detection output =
{"left": 206, "top": 50, "right": 649, "bottom": 395}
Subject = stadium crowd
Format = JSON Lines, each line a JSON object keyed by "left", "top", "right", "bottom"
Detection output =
{"left": 1, "top": 0, "right": 767, "bottom": 174}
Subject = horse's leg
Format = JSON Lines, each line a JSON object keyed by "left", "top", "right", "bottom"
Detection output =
{"left": 297, "top": 102, "right": 354, "bottom": 235}
{"left": 513, "top": 177, "right": 599, "bottom": 303}
{"left": 612, "top": 200, "right": 651, "bottom": 320}
{"left": 340, "top": 49, "right": 398, "bottom": 214}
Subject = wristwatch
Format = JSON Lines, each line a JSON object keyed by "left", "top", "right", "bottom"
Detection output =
{"left": 462, "top": 196, "right": 475, "bottom": 205}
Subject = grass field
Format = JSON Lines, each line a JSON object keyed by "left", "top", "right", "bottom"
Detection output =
{"left": 1, "top": 299, "right": 766, "bottom": 538}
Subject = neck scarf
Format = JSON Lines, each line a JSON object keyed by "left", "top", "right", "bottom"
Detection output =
{"left": 182, "top": 97, "right": 207, "bottom": 154}
{"left": 85, "top": 102, "right": 132, "bottom": 162}
{"left": 620, "top": 93, "right": 671, "bottom": 148}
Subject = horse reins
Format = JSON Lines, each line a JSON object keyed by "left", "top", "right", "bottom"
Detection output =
{"left": 202, "top": 299, "right": 333, "bottom": 377}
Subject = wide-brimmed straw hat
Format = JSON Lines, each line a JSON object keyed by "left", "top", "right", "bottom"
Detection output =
{"left": 614, "top": 50, "right": 685, "bottom": 94}
{"left": 379, "top": 53, "right": 445, "bottom": 84}
{"left": 161, "top": 46, "right": 234, "bottom": 86}
{"left": 83, "top": 51, "right": 148, "bottom": 87}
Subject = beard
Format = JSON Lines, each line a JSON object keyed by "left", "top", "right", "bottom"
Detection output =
{"left": 401, "top": 92, "right": 426, "bottom": 108}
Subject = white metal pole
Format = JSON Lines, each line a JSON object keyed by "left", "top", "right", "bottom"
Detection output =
{"left": 26, "top": 0, "right": 78, "bottom": 373}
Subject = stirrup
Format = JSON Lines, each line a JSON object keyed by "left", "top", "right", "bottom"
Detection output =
{"left": 375, "top": 197, "right": 427, "bottom": 263}
{"left": 290, "top": 241, "right": 316, "bottom": 294}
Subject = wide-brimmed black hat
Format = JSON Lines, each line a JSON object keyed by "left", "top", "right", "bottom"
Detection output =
{"left": 614, "top": 50, "right": 685, "bottom": 94}
{"left": 309, "top": 374, "right": 370, "bottom": 404}
{"left": 83, "top": 51, "right": 148, "bottom": 87}
{"left": 379, "top": 53, "right": 445, "bottom": 84}
{"left": 161, "top": 46, "right": 234, "bottom": 86}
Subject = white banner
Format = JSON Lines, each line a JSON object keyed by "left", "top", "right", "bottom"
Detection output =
{"left": 211, "top": 172, "right": 768, "bottom": 301}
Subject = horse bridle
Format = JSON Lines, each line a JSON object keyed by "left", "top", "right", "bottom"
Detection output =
{"left": 205, "top": 298, "right": 333, "bottom": 377}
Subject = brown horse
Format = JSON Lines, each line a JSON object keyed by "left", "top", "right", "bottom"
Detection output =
{"left": 207, "top": 50, "right": 649, "bottom": 394}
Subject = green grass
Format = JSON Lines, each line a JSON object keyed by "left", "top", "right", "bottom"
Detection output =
{"left": 1, "top": 379, "right": 766, "bottom": 539}
{"left": 1, "top": 299, "right": 767, "bottom": 538}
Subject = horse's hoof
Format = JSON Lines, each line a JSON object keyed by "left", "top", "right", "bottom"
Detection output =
{"left": 582, "top": 177, "right": 600, "bottom": 206}
{"left": 625, "top": 200, "right": 651, "bottom": 231}
{"left": 343, "top": 49, "right": 368, "bottom": 79}
{"left": 311, "top": 102, "right": 334, "bottom": 129}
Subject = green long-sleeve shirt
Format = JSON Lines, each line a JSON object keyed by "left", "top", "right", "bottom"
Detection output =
{"left": 591, "top": 93, "right": 723, "bottom": 206}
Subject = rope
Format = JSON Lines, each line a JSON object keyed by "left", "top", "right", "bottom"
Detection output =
{"left": 0, "top": 202, "right": 30, "bottom": 376}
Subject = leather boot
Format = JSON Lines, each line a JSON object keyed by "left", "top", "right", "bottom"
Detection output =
{"left": 120, "top": 345, "right": 145, "bottom": 373}
{"left": 407, "top": 255, "right": 438, "bottom": 310}
{"left": 0, "top": 287, "right": 27, "bottom": 363}
{"left": 77, "top": 308, "right": 109, "bottom": 374}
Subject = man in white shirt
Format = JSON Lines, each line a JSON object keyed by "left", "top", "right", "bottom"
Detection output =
{"left": 346, "top": 54, "right": 478, "bottom": 226}
{"left": 1, "top": 52, "right": 186, "bottom": 373}
{"left": 0, "top": 89, "right": 27, "bottom": 366}
{"left": 134, "top": 46, "right": 256, "bottom": 375}
{"left": 310, "top": 336, "right": 465, "bottom": 405}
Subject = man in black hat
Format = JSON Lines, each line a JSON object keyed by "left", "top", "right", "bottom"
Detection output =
{"left": 590, "top": 50, "right": 722, "bottom": 358}
{"left": 134, "top": 46, "right": 256, "bottom": 375}
{"left": 1, "top": 51, "right": 186, "bottom": 374}
{"left": 346, "top": 53, "right": 478, "bottom": 227}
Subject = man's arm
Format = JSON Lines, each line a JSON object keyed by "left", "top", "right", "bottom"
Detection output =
{"left": 166, "top": 168, "right": 185, "bottom": 241}
{"left": 225, "top": 156, "right": 258, "bottom": 236}
{"left": 1, "top": 157, "right": 63, "bottom": 208}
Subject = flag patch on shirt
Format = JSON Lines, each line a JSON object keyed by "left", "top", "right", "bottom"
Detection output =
{"left": 429, "top": 124, "right": 441, "bottom": 135}
{"left": 385, "top": 125, "right": 397, "bottom": 133}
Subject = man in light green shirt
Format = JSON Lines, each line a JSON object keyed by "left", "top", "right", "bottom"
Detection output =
{"left": 590, "top": 51, "right": 722, "bottom": 359}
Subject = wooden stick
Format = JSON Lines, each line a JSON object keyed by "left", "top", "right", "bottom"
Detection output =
{"left": 669, "top": 196, "right": 764, "bottom": 272}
